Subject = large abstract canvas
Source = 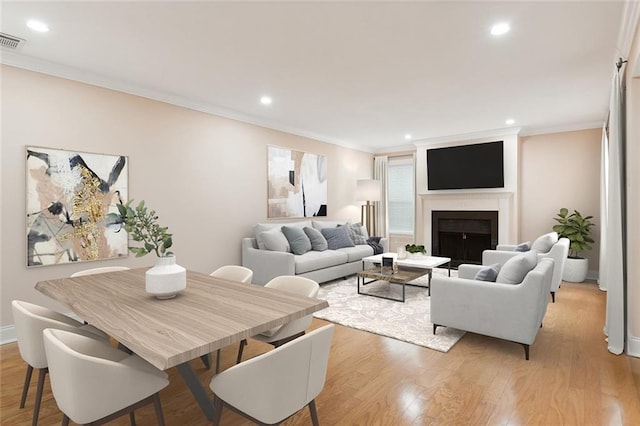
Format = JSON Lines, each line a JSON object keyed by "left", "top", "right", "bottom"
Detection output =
{"left": 267, "top": 146, "right": 327, "bottom": 218}
{"left": 26, "top": 147, "right": 129, "bottom": 267}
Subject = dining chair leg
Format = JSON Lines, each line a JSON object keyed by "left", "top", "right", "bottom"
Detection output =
{"left": 128, "top": 411, "right": 136, "bottom": 425}
{"left": 236, "top": 339, "right": 247, "bottom": 364}
{"left": 308, "top": 399, "right": 319, "bottom": 426}
{"left": 61, "top": 414, "right": 70, "bottom": 426}
{"left": 212, "top": 395, "right": 223, "bottom": 426}
{"left": 32, "top": 368, "right": 48, "bottom": 426}
{"left": 152, "top": 393, "right": 165, "bottom": 426}
{"left": 20, "top": 364, "right": 34, "bottom": 408}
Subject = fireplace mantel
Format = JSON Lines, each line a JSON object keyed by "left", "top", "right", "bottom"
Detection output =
{"left": 418, "top": 191, "right": 516, "bottom": 254}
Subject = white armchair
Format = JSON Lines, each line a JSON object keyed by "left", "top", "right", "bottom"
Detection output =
{"left": 43, "top": 328, "right": 169, "bottom": 425}
{"left": 483, "top": 235, "right": 570, "bottom": 302}
{"left": 210, "top": 324, "right": 334, "bottom": 426}
{"left": 431, "top": 258, "right": 555, "bottom": 360}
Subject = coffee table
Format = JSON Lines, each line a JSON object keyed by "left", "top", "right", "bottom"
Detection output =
{"left": 357, "top": 253, "right": 451, "bottom": 302}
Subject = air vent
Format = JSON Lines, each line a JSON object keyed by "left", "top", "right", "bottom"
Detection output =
{"left": 0, "top": 32, "right": 25, "bottom": 50}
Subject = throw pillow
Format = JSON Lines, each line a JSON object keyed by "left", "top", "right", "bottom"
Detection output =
{"left": 530, "top": 232, "right": 558, "bottom": 253}
{"left": 474, "top": 263, "right": 501, "bottom": 282}
{"left": 340, "top": 223, "right": 368, "bottom": 245}
{"left": 495, "top": 252, "right": 538, "bottom": 284}
{"left": 281, "top": 226, "right": 312, "bottom": 255}
{"left": 303, "top": 227, "right": 328, "bottom": 251}
{"left": 257, "top": 228, "right": 290, "bottom": 253}
{"left": 514, "top": 242, "right": 531, "bottom": 252}
{"left": 320, "top": 226, "right": 355, "bottom": 250}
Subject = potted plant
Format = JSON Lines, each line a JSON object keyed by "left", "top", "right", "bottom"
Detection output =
{"left": 117, "top": 199, "right": 186, "bottom": 298}
{"left": 552, "top": 207, "right": 595, "bottom": 282}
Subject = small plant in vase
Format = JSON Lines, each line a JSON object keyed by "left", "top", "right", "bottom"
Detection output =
{"left": 117, "top": 199, "right": 185, "bottom": 298}
{"left": 405, "top": 244, "right": 426, "bottom": 256}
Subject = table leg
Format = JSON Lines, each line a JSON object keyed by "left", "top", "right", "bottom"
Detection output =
{"left": 200, "top": 353, "right": 211, "bottom": 369}
{"left": 176, "top": 361, "right": 215, "bottom": 421}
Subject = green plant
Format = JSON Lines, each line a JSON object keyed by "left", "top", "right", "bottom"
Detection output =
{"left": 117, "top": 199, "right": 173, "bottom": 257}
{"left": 552, "top": 208, "right": 595, "bottom": 258}
{"left": 405, "top": 244, "right": 426, "bottom": 254}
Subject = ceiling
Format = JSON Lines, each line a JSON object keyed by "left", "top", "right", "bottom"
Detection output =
{"left": 0, "top": 1, "right": 629, "bottom": 152}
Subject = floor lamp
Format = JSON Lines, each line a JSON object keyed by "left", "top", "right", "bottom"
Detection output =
{"left": 356, "top": 179, "right": 381, "bottom": 236}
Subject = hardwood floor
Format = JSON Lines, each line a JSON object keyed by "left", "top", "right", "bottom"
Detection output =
{"left": 1, "top": 281, "right": 639, "bottom": 425}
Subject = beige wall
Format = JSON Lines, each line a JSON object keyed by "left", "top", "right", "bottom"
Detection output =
{"left": 626, "top": 21, "right": 640, "bottom": 349}
{"left": 0, "top": 65, "right": 373, "bottom": 327}
{"left": 519, "top": 129, "right": 601, "bottom": 273}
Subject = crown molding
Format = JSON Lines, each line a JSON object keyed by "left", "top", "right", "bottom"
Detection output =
{"left": 412, "top": 127, "right": 521, "bottom": 147}
{"left": 0, "top": 51, "right": 375, "bottom": 153}
{"left": 520, "top": 121, "right": 603, "bottom": 137}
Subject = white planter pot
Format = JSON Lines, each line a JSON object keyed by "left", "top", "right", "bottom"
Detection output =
{"left": 146, "top": 256, "right": 186, "bottom": 299}
{"left": 562, "top": 257, "right": 588, "bottom": 283}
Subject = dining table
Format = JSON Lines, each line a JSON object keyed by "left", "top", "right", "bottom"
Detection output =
{"left": 35, "top": 267, "right": 329, "bottom": 421}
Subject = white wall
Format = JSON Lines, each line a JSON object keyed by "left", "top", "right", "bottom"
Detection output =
{"left": 0, "top": 65, "right": 373, "bottom": 327}
{"left": 520, "top": 128, "right": 601, "bottom": 274}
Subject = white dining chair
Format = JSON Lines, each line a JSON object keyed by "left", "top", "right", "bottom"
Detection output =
{"left": 210, "top": 265, "right": 254, "bottom": 372}
{"left": 237, "top": 275, "right": 320, "bottom": 363}
{"left": 11, "top": 300, "right": 109, "bottom": 426}
{"left": 210, "top": 324, "right": 334, "bottom": 426}
{"left": 43, "top": 328, "right": 169, "bottom": 426}
{"left": 70, "top": 266, "right": 130, "bottom": 277}
{"left": 210, "top": 265, "right": 253, "bottom": 284}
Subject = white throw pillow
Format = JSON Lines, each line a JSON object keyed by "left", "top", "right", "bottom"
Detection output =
{"left": 257, "top": 228, "right": 290, "bottom": 252}
{"left": 530, "top": 232, "right": 558, "bottom": 253}
{"left": 495, "top": 252, "right": 538, "bottom": 284}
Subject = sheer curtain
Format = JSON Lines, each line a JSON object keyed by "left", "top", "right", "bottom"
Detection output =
{"left": 601, "top": 65, "right": 627, "bottom": 355}
{"left": 374, "top": 156, "right": 388, "bottom": 238}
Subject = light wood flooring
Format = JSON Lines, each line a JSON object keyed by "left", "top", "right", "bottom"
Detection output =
{"left": 1, "top": 281, "right": 639, "bottom": 425}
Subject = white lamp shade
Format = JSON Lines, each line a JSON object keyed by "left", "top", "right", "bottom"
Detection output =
{"left": 356, "top": 179, "right": 381, "bottom": 202}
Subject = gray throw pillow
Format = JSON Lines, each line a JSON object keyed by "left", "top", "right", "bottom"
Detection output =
{"left": 257, "top": 228, "right": 290, "bottom": 252}
{"left": 281, "top": 226, "right": 312, "bottom": 255}
{"left": 474, "top": 263, "right": 501, "bottom": 282}
{"left": 340, "top": 223, "right": 368, "bottom": 245}
{"left": 495, "top": 252, "right": 538, "bottom": 284}
{"left": 530, "top": 232, "right": 558, "bottom": 253}
{"left": 514, "top": 242, "right": 531, "bottom": 252}
{"left": 303, "top": 227, "right": 328, "bottom": 251}
{"left": 320, "top": 226, "right": 355, "bottom": 250}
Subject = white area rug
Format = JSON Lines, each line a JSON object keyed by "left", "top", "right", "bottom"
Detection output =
{"left": 313, "top": 269, "right": 465, "bottom": 352}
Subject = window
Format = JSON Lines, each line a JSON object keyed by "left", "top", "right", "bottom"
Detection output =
{"left": 388, "top": 157, "right": 414, "bottom": 234}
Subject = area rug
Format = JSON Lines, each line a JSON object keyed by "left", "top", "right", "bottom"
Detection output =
{"left": 313, "top": 269, "right": 465, "bottom": 352}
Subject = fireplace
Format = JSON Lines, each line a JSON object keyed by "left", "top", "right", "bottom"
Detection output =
{"left": 432, "top": 210, "right": 498, "bottom": 267}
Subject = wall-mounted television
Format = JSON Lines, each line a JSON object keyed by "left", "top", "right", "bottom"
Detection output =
{"left": 427, "top": 141, "right": 504, "bottom": 190}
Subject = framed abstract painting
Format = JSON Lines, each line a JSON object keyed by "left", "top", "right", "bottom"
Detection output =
{"left": 267, "top": 146, "right": 327, "bottom": 218}
{"left": 26, "top": 146, "right": 129, "bottom": 267}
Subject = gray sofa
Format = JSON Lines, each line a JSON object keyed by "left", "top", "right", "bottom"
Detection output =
{"left": 242, "top": 220, "right": 388, "bottom": 285}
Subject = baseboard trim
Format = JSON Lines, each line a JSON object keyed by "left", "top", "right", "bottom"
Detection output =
{"left": 1, "top": 312, "right": 83, "bottom": 346}
{"left": 0, "top": 325, "right": 17, "bottom": 345}
{"left": 628, "top": 332, "right": 640, "bottom": 357}
{"left": 586, "top": 269, "right": 599, "bottom": 281}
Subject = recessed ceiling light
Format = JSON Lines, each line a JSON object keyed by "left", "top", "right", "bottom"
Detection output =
{"left": 505, "top": 118, "right": 515, "bottom": 125}
{"left": 490, "top": 22, "right": 510, "bottom": 36}
{"left": 260, "top": 96, "right": 272, "bottom": 105}
{"left": 27, "top": 19, "right": 50, "bottom": 33}
{"left": 404, "top": 134, "right": 412, "bottom": 141}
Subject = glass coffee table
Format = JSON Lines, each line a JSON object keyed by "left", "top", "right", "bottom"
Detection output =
{"left": 357, "top": 253, "right": 451, "bottom": 302}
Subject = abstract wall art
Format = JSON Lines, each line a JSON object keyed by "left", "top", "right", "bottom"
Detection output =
{"left": 267, "top": 146, "right": 327, "bottom": 218}
{"left": 26, "top": 146, "right": 129, "bottom": 267}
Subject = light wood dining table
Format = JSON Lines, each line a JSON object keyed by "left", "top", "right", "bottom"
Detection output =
{"left": 35, "top": 267, "right": 329, "bottom": 421}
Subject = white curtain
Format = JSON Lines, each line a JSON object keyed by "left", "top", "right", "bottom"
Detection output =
{"left": 599, "top": 124, "right": 608, "bottom": 292}
{"left": 601, "top": 67, "right": 627, "bottom": 355}
{"left": 374, "top": 156, "right": 388, "bottom": 238}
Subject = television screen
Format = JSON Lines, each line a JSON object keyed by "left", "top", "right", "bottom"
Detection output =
{"left": 427, "top": 141, "right": 504, "bottom": 190}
